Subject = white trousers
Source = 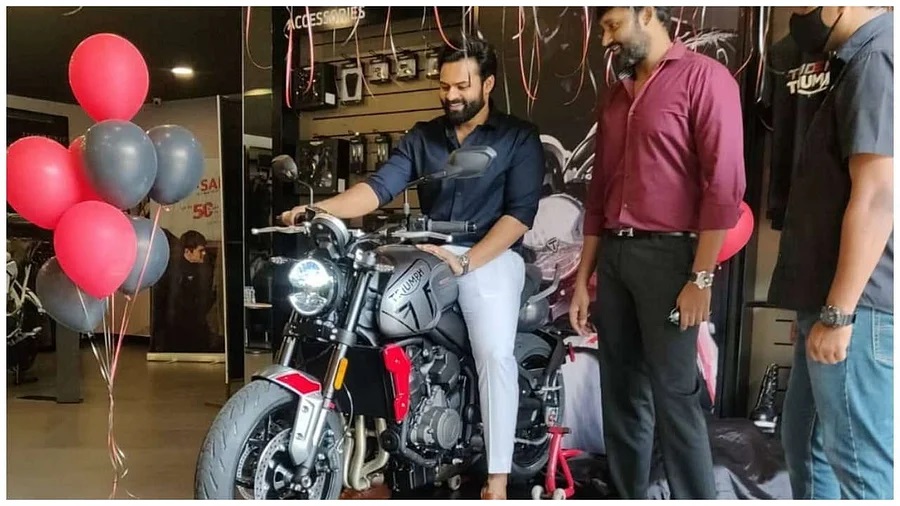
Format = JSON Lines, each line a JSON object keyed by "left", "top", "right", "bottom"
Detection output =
{"left": 444, "top": 245, "right": 525, "bottom": 474}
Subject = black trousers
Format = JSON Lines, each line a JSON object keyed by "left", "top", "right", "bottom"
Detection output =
{"left": 593, "top": 234, "right": 716, "bottom": 499}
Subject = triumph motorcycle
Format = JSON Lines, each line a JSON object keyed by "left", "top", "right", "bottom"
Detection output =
{"left": 7, "top": 245, "right": 47, "bottom": 384}
{"left": 195, "top": 146, "right": 570, "bottom": 499}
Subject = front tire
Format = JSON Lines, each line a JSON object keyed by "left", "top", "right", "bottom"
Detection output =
{"left": 195, "top": 380, "right": 344, "bottom": 500}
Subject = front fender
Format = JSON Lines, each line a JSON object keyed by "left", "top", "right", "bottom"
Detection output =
{"left": 252, "top": 364, "right": 326, "bottom": 467}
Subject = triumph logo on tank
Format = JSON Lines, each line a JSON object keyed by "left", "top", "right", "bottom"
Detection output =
{"left": 785, "top": 59, "right": 831, "bottom": 97}
{"left": 388, "top": 265, "right": 426, "bottom": 303}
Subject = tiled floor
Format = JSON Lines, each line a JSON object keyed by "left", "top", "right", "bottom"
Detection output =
{"left": 6, "top": 344, "right": 608, "bottom": 500}
{"left": 7, "top": 343, "right": 226, "bottom": 499}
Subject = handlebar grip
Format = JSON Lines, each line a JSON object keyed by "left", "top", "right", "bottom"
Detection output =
{"left": 428, "top": 220, "right": 476, "bottom": 234}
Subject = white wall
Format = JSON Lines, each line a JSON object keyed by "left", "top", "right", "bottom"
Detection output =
{"left": 7, "top": 95, "right": 223, "bottom": 337}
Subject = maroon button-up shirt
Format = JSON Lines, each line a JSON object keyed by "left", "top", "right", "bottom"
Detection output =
{"left": 583, "top": 41, "right": 746, "bottom": 235}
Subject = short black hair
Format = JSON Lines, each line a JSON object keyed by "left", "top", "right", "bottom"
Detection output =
{"left": 596, "top": 6, "right": 673, "bottom": 29}
{"left": 180, "top": 230, "right": 207, "bottom": 251}
{"left": 437, "top": 36, "right": 498, "bottom": 82}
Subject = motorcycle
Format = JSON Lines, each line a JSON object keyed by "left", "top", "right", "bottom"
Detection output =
{"left": 195, "top": 146, "right": 570, "bottom": 500}
{"left": 7, "top": 244, "right": 48, "bottom": 384}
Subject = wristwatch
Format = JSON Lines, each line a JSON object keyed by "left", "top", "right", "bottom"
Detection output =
{"left": 689, "top": 271, "right": 715, "bottom": 290}
{"left": 819, "top": 305, "right": 857, "bottom": 328}
{"left": 457, "top": 253, "right": 470, "bottom": 276}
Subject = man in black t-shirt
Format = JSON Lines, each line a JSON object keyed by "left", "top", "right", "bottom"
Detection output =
{"left": 762, "top": 36, "right": 831, "bottom": 230}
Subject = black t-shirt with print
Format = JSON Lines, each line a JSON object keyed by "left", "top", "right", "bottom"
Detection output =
{"left": 762, "top": 36, "right": 832, "bottom": 230}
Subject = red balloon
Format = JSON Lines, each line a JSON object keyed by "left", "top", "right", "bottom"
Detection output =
{"left": 717, "top": 201, "right": 755, "bottom": 264}
{"left": 68, "top": 136, "right": 103, "bottom": 203}
{"left": 68, "top": 33, "right": 149, "bottom": 122}
{"left": 54, "top": 201, "right": 137, "bottom": 299}
{"left": 7, "top": 136, "right": 83, "bottom": 230}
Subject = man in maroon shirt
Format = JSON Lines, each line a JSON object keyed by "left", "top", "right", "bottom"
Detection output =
{"left": 568, "top": 7, "right": 746, "bottom": 499}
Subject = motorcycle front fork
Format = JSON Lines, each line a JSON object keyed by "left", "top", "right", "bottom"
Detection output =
{"left": 285, "top": 270, "right": 371, "bottom": 482}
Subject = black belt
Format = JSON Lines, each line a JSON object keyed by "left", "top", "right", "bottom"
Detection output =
{"left": 603, "top": 227, "right": 697, "bottom": 239}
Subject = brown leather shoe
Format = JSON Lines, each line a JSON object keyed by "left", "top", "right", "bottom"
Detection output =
{"left": 339, "top": 483, "right": 392, "bottom": 500}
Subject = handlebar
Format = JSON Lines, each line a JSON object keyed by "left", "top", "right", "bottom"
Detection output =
{"left": 427, "top": 220, "right": 476, "bottom": 235}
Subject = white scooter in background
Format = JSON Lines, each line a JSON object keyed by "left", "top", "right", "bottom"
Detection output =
{"left": 7, "top": 247, "right": 48, "bottom": 385}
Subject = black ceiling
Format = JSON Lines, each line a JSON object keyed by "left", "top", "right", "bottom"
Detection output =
{"left": 7, "top": 6, "right": 243, "bottom": 104}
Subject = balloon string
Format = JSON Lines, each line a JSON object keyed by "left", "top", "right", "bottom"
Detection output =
{"left": 111, "top": 206, "right": 162, "bottom": 380}
{"left": 98, "top": 206, "right": 162, "bottom": 499}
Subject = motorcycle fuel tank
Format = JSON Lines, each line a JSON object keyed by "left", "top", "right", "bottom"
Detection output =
{"left": 377, "top": 245, "right": 459, "bottom": 338}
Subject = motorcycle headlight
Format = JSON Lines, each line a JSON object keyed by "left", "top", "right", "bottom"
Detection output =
{"left": 287, "top": 258, "right": 337, "bottom": 316}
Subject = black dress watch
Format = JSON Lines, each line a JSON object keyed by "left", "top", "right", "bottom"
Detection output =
{"left": 819, "top": 305, "right": 857, "bottom": 328}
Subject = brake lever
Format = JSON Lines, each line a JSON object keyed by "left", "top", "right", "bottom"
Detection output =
{"left": 251, "top": 224, "right": 309, "bottom": 235}
{"left": 391, "top": 231, "right": 454, "bottom": 243}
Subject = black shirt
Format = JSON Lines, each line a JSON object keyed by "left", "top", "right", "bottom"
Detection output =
{"left": 768, "top": 13, "right": 894, "bottom": 314}
{"left": 762, "top": 36, "right": 832, "bottom": 230}
{"left": 365, "top": 107, "right": 545, "bottom": 248}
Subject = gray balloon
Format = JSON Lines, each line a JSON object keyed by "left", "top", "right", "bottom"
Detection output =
{"left": 84, "top": 120, "right": 158, "bottom": 210}
{"left": 147, "top": 125, "right": 204, "bottom": 205}
{"left": 36, "top": 257, "right": 107, "bottom": 333}
{"left": 120, "top": 217, "right": 170, "bottom": 295}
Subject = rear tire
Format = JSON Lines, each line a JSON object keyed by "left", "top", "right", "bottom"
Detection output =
{"left": 194, "top": 380, "right": 344, "bottom": 500}
{"left": 509, "top": 333, "right": 565, "bottom": 483}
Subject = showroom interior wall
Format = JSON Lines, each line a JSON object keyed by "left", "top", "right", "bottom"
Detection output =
{"left": 263, "top": 8, "right": 465, "bottom": 368}
{"left": 7, "top": 94, "right": 224, "bottom": 340}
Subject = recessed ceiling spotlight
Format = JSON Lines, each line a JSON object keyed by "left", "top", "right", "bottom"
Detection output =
{"left": 171, "top": 67, "right": 194, "bottom": 78}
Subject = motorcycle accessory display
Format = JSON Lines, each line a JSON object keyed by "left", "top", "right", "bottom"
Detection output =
{"left": 339, "top": 62, "right": 364, "bottom": 104}
{"left": 293, "top": 63, "right": 338, "bottom": 111}
{"left": 296, "top": 138, "right": 350, "bottom": 195}
{"left": 348, "top": 134, "right": 367, "bottom": 174}
{"left": 367, "top": 56, "right": 391, "bottom": 84}
{"left": 424, "top": 50, "right": 440, "bottom": 80}
{"left": 396, "top": 52, "right": 418, "bottom": 81}
{"left": 372, "top": 133, "right": 392, "bottom": 169}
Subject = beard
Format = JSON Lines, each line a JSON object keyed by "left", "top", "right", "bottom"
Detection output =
{"left": 442, "top": 94, "right": 485, "bottom": 126}
{"left": 610, "top": 30, "right": 650, "bottom": 77}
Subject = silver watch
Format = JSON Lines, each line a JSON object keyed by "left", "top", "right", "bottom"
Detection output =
{"left": 457, "top": 253, "right": 470, "bottom": 276}
{"left": 819, "top": 305, "right": 856, "bottom": 328}
{"left": 689, "top": 271, "right": 715, "bottom": 290}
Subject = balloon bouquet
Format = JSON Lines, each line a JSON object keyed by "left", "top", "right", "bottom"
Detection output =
{"left": 6, "top": 33, "right": 204, "bottom": 497}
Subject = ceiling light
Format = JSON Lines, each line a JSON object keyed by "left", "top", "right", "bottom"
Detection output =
{"left": 171, "top": 67, "right": 194, "bottom": 77}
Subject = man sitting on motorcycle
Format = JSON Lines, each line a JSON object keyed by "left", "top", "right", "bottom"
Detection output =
{"left": 281, "top": 36, "right": 545, "bottom": 500}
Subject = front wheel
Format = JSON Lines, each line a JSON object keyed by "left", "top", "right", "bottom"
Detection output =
{"left": 194, "top": 380, "right": 344, "bottom": 500}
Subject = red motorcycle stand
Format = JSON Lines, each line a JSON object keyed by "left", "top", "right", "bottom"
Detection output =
{"left": 531, "top": 426, "right": 582, "bottom": 500}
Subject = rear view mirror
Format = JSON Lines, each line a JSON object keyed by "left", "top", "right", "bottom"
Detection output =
{"left": 272, "top": 154, "right": 299, "bottom": 182}
{"left": 443, "top": 145, "right": 496, "bottom": 180}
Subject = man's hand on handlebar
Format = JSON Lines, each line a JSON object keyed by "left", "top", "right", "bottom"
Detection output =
{"left": 280, "top": 205, "right": 307, "bottom": 225}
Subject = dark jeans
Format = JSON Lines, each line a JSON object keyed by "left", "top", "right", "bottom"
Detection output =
{"left": 593, "top": 234, "right": 716, "bottom": 499}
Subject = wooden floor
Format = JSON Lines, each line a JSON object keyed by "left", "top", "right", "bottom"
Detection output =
{"left": 6, "top": 343, "right": 226, "bottom": 499}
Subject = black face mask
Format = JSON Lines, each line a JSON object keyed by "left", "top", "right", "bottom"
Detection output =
{"left": 789, "top": 7, "right": 843, "bottom": 54}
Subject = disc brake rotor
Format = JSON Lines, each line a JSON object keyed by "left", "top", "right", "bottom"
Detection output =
{"left": 253, "top": 429, "right": 327, "bottom": 500}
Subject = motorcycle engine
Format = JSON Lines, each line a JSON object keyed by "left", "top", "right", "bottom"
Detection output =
{"left": 407, "top": 345, "right": 463, "bottom": 451}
